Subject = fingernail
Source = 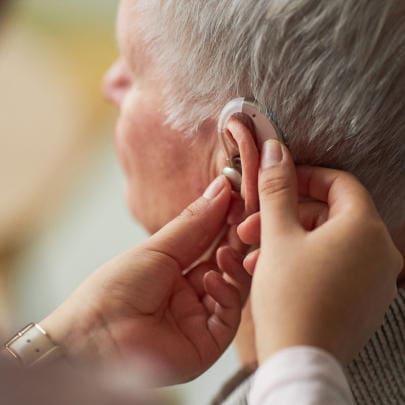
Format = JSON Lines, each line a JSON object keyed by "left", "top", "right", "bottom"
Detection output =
{"left": 261, "top": 140, "right": 283, "bottom": 169}
{"left": 203, "top": 176, "right": 225, "bottom": 199}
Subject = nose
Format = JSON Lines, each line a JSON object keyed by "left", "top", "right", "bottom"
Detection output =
{"left": 103, "top": 59, "right": 132, "bottom": 107}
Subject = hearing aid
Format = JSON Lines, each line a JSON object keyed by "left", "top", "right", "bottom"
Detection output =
{"left": 218, "top": 97, "right": 286, "bottom": 191}
{"left": 183, "top": 99, "right": 284, "bottom": 276}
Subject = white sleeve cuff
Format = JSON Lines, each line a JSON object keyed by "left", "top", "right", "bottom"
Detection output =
{"left": 248, "top": 346, "right": 355, "bottom": 405}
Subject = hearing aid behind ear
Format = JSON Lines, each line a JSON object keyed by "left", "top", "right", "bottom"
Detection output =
{"left": 185, "top": 98, "right": 282, "bottom": 276}
{"left": 218, "top": 97, "right": 286, "bottom": 191}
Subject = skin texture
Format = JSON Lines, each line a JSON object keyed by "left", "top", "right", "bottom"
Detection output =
{"left": 104, "top": 0, "right": 405, "bottom": 369}
{"left": 249, "top": 140, "right": 403, "bottom": 365}
{"left": 35, "top": 0, "right": 405, "bottom": 388}
{"left": 103, "top": 1, "right": 257, "bottom": 368}
{"left": 41, "top": 177, "right": 250, "bottom": 385}
{"left": 105, "top": 0, "right": 405, "bottom": 268}
{"left": 103, "top": 0, "right": 221, "bottom": 233}
{"left": 0, "top": 1, "right": 401, "bottom": 403}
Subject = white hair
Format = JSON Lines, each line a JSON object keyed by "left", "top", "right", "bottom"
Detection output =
{"left": 134, "top": 0, "right": 405, "bottom": 228}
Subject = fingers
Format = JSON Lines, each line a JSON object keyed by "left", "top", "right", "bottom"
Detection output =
{"left": 216, "top": 246, "right": 251, "bottom": 303}
{"left": 227, "top": 194, "right": 245, "bottom": 225}
{"left": 258, "top": 140, "right": 301, "bottom": 238}
{"left": 185, "top": 262, "right": 217, "bottom": 299}
{"left": 238, "top": 202, "right": 328, "bottom": 275}
{"left": 145, "top": 176, "right": 232, "bottom": 270}
{"left": 204, "top": 271, "right": 241, "bottom": 310}
{"left": 243, "top": 249, "right": 260, "bottom": 275}
{"left": 238, "top": 213, "right": 260, "bottom": 245}
{"left": 217, "top": 246, "right": 250, "bottom": 285}
{"left": 238, "top": 200, "right": 329, "bottom": 246}
{"left": 203, "top": 271, "right": 241, "bottom": 346}
{"left": 298, "top": 201, "right": 329, "bottom": 230}
{"left": 296, "top": 166, "right": 377, "bottom": 219}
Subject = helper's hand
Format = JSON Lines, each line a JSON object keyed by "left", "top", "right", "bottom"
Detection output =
{"left": 40, "top": 176, "right": 246, "bottom": 385}
{"left": 245, "top": 140, "right": 403, "bottom": 366}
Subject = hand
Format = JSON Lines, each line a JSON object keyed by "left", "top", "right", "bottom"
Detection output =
{"left": 40, "top": 176, "right": 248, "bottom": 384}
{"left": 243, "top": 140, "right": 403, "bottom": 365}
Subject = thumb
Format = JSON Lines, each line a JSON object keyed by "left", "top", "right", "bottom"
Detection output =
{"left": 259, "top": 140, "right": 300, "bottom": 237}
{"left": 145, "top": 175, "right": 232, "bottom": 270}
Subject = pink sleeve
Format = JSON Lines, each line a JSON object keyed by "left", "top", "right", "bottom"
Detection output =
{"left": 248, "top": 346, "right": 355, "bottom": 405}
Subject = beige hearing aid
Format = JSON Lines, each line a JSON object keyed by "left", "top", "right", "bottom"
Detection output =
{"left": 218, "top": 97, "right": 285, "bottom": 191}
{"left": 184, "top": 98, "right": 284, "bottom": 277}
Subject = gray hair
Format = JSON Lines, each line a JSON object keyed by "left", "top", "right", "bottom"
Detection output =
{"left": 135, "top": 0, "right": 405, "bottom": 228}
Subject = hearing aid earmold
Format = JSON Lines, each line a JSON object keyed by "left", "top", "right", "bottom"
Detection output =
{"left": 218, "top": 97, "right": 286, "bottom": 191}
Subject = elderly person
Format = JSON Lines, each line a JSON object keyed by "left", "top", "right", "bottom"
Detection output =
{"left": 100, "top": 0, "right": 404, "bottom": 403}
{"left": 1, "top": 0, "right": 404, "bottom": 403}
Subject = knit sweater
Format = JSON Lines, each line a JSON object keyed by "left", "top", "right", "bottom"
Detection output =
{"left": 213, "top": 288, "right": 405, "bottom": 405}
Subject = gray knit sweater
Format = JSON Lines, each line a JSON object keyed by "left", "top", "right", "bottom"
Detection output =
{"left": 214, "top": 288, "right": 405, "bottom": 405}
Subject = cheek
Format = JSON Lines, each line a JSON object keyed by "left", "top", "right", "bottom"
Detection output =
{"left": 115, "top": 100, "right": 166, "bottom": 228}
{"left": 114, "top": 88, "right": 201, "bottom": 230}
{"left": 115, "top": 90, "right": 161, "bottom": 175}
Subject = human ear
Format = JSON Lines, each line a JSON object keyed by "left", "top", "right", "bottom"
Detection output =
{"left": 222, "top": 115, "right": 260, "bottom": 217}
{"left": 219, "top": 98, "right": 283, "bottom": 218}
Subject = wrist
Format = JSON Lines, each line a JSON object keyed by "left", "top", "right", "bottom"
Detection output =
{"left": 39, "top": 301, "right": 114, "bottom": 363}
{"left": 255, "top": 322, "right": 344, "bottom": 366}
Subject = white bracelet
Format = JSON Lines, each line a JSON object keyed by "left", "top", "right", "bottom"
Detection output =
{"left": 3, "top": 323, "right": 63, "bottom": 367}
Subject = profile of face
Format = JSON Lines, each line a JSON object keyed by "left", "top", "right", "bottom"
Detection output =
{"left": 103, "top": 0, "right": 221, "bottom": 233}
{"left": 103, "top": 1, "right": 405, "bottom": 268}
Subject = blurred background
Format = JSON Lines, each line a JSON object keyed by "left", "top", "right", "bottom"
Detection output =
{"left": 0, "top": 1, "right": 238, "bottom": 403}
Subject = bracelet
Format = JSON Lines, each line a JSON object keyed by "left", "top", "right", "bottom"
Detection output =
{"left": 2, "top": 323, "right": 63, "bottom": 368}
